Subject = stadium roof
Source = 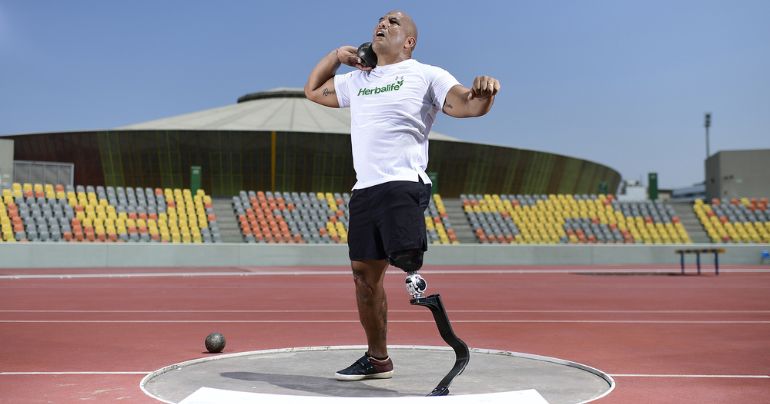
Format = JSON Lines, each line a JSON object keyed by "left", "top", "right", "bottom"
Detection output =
{"left": 117, "top": 88, "right": 460, "bottom": 141}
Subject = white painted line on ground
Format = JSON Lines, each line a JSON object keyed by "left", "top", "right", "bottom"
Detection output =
{"left": 179, "top": 387, "right": 550, "bottom": 404}
{"left": 2, "top": 267, "right": 769, "bottom": 279}
{"left": 2, "top": 319, "right": 769, "bottom": 324}
{"left": 610, "top": 374, "right": 770, "bottom": 379}
{"left": 0, "top": 371, "right": 149, "bottom": 375}
{"left": 2, "top": 371, "right": 766, "bottom": 379}
{"left": 2, "top": 309, "right": 768, "bottom": 314}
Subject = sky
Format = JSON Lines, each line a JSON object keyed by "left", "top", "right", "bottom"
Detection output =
{"left": 0, "top": 0, "right": 768, "bottom": 189}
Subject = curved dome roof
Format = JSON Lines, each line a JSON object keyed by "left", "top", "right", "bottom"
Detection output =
{"left": 118, "top": 88, "right": 459, "bottom": 141}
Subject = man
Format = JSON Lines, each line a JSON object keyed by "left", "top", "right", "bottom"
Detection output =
{"left": 304, "top": 10, "right": 500, "bottom": 381}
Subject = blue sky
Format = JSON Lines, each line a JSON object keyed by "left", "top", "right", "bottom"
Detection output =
{"left": 0, "top": 1, "right": 768, "bottom": 189}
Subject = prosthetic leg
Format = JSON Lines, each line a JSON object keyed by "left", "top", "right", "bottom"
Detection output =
{"left": 405, "top": 272, "right": 470, "bottom": 396}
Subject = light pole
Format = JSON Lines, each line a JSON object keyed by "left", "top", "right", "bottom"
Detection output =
{"left": 704, "top": 112, "right": 711, "bottom": 158}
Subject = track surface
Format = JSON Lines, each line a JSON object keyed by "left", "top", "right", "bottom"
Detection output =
{"left": 1, "top": 265, "right": 769, "bottom": 403}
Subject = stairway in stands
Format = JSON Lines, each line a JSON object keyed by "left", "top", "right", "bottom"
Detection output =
{"left": 211, "top": 198, "right": 243, "bottom": 243}
{"left": 671, "top": 202, "right": 710, "bottom": 243}
{"left": 443, "top": 198, "right": 477, "bottom": 243}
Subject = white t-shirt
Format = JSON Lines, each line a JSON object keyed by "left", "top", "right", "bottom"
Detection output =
{"left": 334, "top": 59, "right": 460, "bottom": 190}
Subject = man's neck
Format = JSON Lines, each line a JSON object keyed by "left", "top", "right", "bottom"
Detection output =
{"left": 375, "top": 52, "right": 411, "bottom": 67}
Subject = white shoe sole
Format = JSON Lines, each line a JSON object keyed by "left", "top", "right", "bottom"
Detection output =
{"left": 334, "top": 370, "right": 394, "bottom": 381}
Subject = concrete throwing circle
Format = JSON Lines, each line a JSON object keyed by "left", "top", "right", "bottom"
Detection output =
{"left": 141, "top": 345, "right": 614, "bottom": 404}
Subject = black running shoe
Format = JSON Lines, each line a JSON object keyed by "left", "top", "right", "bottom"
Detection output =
{"left": 335, "top": 352, "right": 394, "bottom": 381}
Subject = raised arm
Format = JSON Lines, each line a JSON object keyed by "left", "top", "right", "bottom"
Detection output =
{"left": 304, "top": 46, "right": 372, "bottom": 108}
{"left": 442, "top": 76, "right": 500, "bottom": 118}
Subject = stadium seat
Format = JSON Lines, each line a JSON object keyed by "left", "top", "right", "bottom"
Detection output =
{"left": 233, "top": 189, "right": 354, "bottom": 244}
{"left": 462, "top": 194, "right": 691, "bottom": 245}
{"left": 0, "top": 183, "right": 216, "bottom": 244}
{"left": 695, "top": 198, "right": 769, "bottom": 243}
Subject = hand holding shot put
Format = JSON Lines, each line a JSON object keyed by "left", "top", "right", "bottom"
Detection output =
{"left": 304, "top": 10, "right": 499, "bottom": 393}
{"left": 336, "top": 45, "right": 374, "bottom": 72}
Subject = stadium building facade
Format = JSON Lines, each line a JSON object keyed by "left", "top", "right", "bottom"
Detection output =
{"left": 3, "top": 89, "right": 620, "bottom": 197}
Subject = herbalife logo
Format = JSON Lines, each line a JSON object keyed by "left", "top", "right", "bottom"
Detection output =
{"left": 357, "top": 76, "right": 405, "bottom": 96}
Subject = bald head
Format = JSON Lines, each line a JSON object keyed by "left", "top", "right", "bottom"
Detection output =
{"left": 372, "top": 10, "right": 419, "bottom": 64}
{"left": 391, "top": 10, "right": 418, "bottom": 46}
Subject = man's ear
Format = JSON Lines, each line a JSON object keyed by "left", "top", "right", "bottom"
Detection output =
{"left": 405, "top": 37, "right": 417, "bottom": 51}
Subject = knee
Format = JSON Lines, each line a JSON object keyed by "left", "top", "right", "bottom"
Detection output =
{"left": 351, "top": 262, "right": 384, "bottom": 300}
{"left": 352, "top": 268, "right": 372, "bottom": 289}
{"left": 353, "top": 271, "right": 380, "bottom": 305}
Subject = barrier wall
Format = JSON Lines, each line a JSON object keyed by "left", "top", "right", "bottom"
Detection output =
{"left": 0, "top": 244, "right": 767, "bottom": 269}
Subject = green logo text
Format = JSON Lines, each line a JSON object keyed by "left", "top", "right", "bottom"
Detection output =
{"left": 357, "top": 77, "right": 405, "bottom": 96}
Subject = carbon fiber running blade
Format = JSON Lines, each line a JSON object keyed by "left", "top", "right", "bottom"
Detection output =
{"left": 410, "top": 294, "right": 470, "bottom": 396}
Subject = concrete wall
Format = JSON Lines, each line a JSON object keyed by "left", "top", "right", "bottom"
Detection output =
{"left": 706, "top": 149, "right": 770, "bottom": 199}
{"left": 0, "top": 139, "right": 13, "bottom": 186}
{"left": 1, "top": 243, "right": 767, "bottom": 269}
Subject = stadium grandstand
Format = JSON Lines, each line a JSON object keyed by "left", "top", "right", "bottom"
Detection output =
{"left": 1, "top": 183, "right": 218, "bottom": 243}
{"left": 694, "top": 197, "right": 770, "bottom": 243}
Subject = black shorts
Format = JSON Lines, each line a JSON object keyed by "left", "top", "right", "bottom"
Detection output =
{"left": 348, "top": 178, "right": 432, "bottom": 261}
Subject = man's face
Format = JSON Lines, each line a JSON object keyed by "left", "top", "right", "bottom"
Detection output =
{"left": 371, "top": 11, "right": 413, "bottom": 55}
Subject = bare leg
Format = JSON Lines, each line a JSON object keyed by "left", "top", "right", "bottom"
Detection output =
{"left": 351, "top": 259, "right": 389, "bottom": 359}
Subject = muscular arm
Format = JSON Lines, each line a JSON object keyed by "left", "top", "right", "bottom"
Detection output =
{"left": 304, "top": 49, "right": 342, "bottom": 108}
{"left": 442, "top": 76, "right": 501, "bottom": 118}
{"left": 305, "top": 46, "right": 372, "bottom": 108}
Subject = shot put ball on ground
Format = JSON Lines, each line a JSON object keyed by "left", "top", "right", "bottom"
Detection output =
{"left": 205, "top": 332, "right": 226, "bottom": 353}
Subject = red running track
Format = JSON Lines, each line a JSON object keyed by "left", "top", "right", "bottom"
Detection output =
{"left": 1, "top": 265, "right": 769, "bottom": 403}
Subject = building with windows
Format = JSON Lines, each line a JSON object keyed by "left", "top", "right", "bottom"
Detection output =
{"left": 706, "top": 149, "right": 770, "bottom": 199}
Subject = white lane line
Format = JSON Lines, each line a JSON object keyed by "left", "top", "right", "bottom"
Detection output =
{"left": 2, "top": 320, "right": 769, "bottom": 324}
{"left": 2, "top": 268, "right": 769, "bottom": 279}
{"left": 0, "top": 371, "right": 149, "bottom": 375}
{"left": 610, "top": 374, "right": 770, "bottom": 379}
{"left": 1, "top": 372, "right": 766, "bottom": 379}
{"left": 2, "top": 309, "right": 768, "bottom": 314}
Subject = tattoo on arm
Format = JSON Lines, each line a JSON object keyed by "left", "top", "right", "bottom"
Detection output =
{"left": 322, "top": 87, "right": 334, "bottom": 97}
